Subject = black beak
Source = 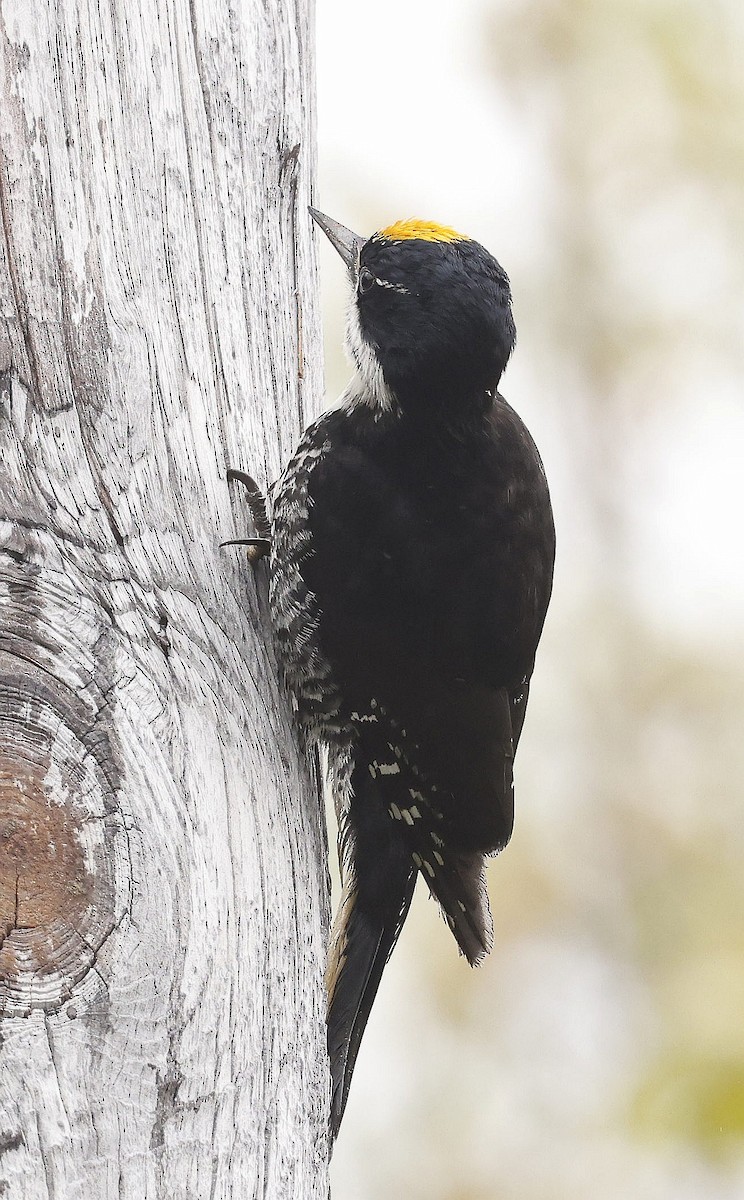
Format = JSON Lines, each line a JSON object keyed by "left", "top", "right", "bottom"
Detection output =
{"left": 309, "top": 207, "right": 364, "bottom": 273}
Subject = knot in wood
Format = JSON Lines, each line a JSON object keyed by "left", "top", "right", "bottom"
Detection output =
{"left": 0, "top": 655, "right": 126, "bottom": 1016}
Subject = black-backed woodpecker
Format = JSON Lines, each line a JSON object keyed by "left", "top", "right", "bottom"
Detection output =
{"left": 268, "top": 211, "right": 555, "bottom": 1139}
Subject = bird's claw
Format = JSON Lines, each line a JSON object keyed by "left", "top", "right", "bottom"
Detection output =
{"left": 226, "top": 467, "right": 271, "bottom": 539}
{"left": 220, "top": 536, "right": 271, "bottom": 564}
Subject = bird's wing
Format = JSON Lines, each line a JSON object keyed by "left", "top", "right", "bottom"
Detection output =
{"left": 303, "top": 434, "right": 521, "bottom": 977}
{"left": 302, "top": 416, "right": 552, "bottom": 1139}
{"left": 303, "top": 434, "right": 521, "bottom": 851}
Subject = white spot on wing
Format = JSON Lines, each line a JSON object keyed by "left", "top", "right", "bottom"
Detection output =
{"left": 377, "top": 762, "right": 400, "bottom": 776}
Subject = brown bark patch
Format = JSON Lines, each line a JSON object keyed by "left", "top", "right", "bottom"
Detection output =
{"left": 0, "top": 654, "right": 124, "bottom": 1015}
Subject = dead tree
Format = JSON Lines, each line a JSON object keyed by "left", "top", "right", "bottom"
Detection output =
{"left": 0, "top": 2, "right": 329, "bottom": 1196}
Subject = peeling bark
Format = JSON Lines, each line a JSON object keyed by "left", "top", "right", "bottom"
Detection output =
{"left": 0, "top": 2, "right": 329, "bottom": 1197}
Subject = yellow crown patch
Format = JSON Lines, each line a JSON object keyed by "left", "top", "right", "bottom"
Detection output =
{"left": 378, "top": 219, "right": 469, "bottom": 245}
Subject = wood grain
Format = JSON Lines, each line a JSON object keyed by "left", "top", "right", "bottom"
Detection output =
{"left": 0, "top": 1, "right": 329, "bottom": 1195}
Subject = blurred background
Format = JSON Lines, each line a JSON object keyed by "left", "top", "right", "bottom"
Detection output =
{"left": 314, "top": 1, "right": 744, "bottom": 1197}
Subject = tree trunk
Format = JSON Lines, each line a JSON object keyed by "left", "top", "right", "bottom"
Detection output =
{"left": 0, "top": 2, "right": 329, "bottom": 1197}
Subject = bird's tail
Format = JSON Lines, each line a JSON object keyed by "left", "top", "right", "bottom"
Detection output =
{"left": 326, "top": 765, "right": 416, "bottom": 1141}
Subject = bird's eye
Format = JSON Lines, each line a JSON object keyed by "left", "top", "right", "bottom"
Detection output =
{"left": 358, "top": 266, "right": 376, "bottom": 295}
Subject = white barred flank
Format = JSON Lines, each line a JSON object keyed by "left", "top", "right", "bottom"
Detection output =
{"left": 269, "top": 415, "right": 345, "bottom": 739}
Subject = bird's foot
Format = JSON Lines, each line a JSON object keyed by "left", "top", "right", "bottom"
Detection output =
{"left": 224, "top": 468, "right": 272, "bottom": 563}
{"left": 226, "top": 467, "right": 271, "bottom": 539}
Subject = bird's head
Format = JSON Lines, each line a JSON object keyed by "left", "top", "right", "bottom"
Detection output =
{"left": 310, "top": 208, "right": 516, "bottom": 417}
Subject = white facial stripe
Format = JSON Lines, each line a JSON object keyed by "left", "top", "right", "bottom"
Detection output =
{"left": 343, "top": 299, "right": 398, "bottom": 414}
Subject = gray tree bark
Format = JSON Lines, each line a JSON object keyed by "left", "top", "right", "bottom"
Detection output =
{"left": 0, "top": 1, "right": 329, "bottom": 1197}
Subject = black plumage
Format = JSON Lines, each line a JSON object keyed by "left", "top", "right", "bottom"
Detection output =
{"left": 268, "top": 213, "right": 555, "bottom": 1139}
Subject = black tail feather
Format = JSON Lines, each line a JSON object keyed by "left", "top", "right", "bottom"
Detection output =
{"left": 325, "top": 701, "right": 504, "bottom": 1138}
{"left": 413, "top": 844, "right": 492, "bottom": 964}
{"left": 327, "top": 864, "right": 416, "bottom": 1140}
{"left": 327, "top": 754, "right": 417, "bottom": 1140}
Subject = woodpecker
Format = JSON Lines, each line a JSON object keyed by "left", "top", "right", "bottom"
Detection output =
{"left": 266, "top": 210, "right": 555, "bottom": 1139}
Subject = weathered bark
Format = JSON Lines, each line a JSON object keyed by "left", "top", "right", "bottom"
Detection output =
{"left": 0, "top": 2, "right": 329, "bottom": 1197}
